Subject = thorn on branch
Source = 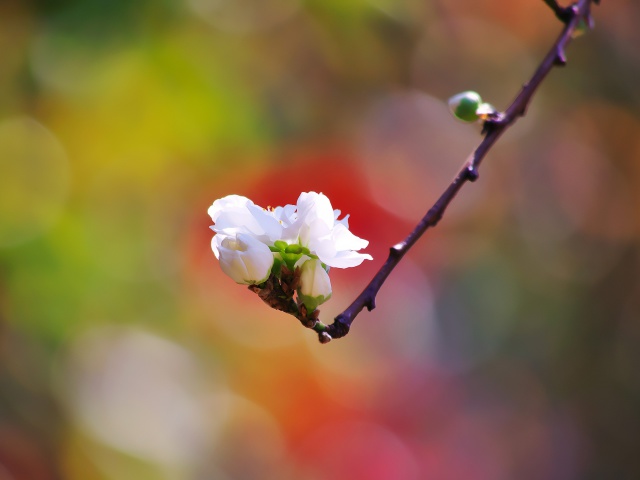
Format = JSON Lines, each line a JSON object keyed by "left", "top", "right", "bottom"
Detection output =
{"left": 465, "top": 166, "right": 480, "bottom": 182}
{"left": 554, "top": 47, "right": 568, "bottom": 66}
{"left": 366, "top": 298, "right": 376, "bottom": 311}
{"left": 390, "top": 244, "right": 404, "bottom": 258}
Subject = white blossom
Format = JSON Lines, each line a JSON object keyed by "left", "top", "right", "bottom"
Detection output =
{"left": 213, "top": 233, "right": 274, "bottom": 285}
{"left": 281, "top": 192, "right": 372, "bottom": 268}
{"left": 208, "top": 192, "right": 372, "bottom": 303}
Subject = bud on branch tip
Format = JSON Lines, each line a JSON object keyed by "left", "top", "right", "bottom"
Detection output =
{"left": 448, "top": 91, "right": 497, "bottom": 123}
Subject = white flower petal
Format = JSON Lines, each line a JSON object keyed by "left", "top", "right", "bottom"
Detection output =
{"left": 210, "top": 195, "right": 283, "bottom": 245}
{"left": 208, "top": 195, "right": 252, "bottom": 222}
{"left": 211, "top": 233, "right": 224, "bottom": 259}
{"left": 295, "top": 192, "right": 335, "bottom": 230}
{"left": 331, "top": 223, "right": 369, "bottom": 251}
{"left": 299, "top": 259, "right": 332, "bottom": 298}
{"left": 336, "top": 212, "right": 350, "bottom": 228}
{"left": 293, "top": 254, "right": 312, "bottom": 270}
{"left": 216, "top": 233, "right": 274, "bottom": 284}
{"left": 299, "top": 218, "right": 332, "bottom": 251}
{"left": 323, "top": 250, "right": 373, "bottom": 268}
{"left": 273, "top": 204, "right": 297, "bottom": 227}
{"left": 245, "top": 204, "right": 284, "bottom": 242}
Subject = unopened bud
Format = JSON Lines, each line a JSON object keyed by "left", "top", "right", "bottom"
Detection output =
{"left": 448, "top": 91, "right": 483, "bottom": 122}
{"left": 214, "top": 233, "right": 274, "bottom": 285}
{"left": 297, "top": 259, "right": 332, "bottom": 312}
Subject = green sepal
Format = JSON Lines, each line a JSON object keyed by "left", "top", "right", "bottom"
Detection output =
{"left": 281, "top": 252, "right": 302, "bottom": 271}
{"left": 298, "top": 291, "right": 332, "bottom": 313}
{"left": 269, "top": 240, "right": 318, "bottom": 272}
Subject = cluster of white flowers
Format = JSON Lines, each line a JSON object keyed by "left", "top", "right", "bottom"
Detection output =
{"left": 208, "top": 192, "right": 372, "bottom": 311}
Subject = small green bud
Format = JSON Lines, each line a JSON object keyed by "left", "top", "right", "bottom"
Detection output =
{"left": 448, "top": 91, "right": 482, "bottom": 122}
{"left": 273, "top": 240, "right": 288, "bottom": 251}
{"left": 285, "top": 244, "right": 302, "bottom": 254}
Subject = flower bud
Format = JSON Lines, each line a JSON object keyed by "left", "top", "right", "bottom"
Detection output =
{"left": 214, "top": 233, "right": 274, "bottom": 285}
{"left": 297, "top": 259, "right": 332, "bottom": 312}
{"left": 448, "top": 91, "right": 482, "bottom": 122}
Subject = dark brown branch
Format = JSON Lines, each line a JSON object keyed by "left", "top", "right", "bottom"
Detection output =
{"left": 320, "top": 0, "right": 598, "bottom": 343}
{"left": 543, "top": 0, "right": 575, "bottom": 23}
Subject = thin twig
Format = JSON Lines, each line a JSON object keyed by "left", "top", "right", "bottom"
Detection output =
{"left": 319, "top": 0, "right": 598, "bottom": 343}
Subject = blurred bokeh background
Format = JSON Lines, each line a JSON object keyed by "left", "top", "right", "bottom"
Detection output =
{"left": 1, "top": 0, "right": 640, "bottom": 478}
